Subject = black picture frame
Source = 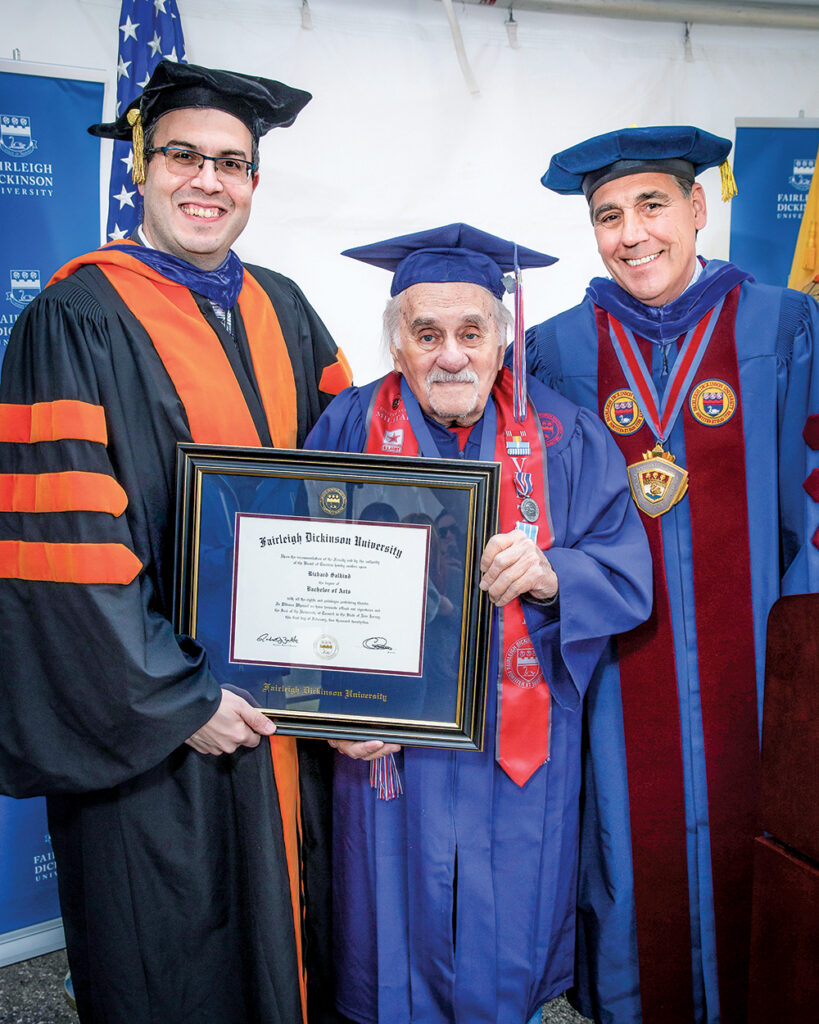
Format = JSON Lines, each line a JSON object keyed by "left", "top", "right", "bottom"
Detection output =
{"left": 174, "top": 444, "right": 499, "bottom": 750}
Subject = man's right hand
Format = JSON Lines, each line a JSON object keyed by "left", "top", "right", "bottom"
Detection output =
{"left": 186, "top": 689, "right": 276, "bottom": 755}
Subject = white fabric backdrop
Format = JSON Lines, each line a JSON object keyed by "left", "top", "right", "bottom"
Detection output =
{"left": 6, "top": 0, "right": 819, "bottom": 381}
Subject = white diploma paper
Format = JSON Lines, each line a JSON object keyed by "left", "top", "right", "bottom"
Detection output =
{"left": 230, "top": 514, "right": 430, "bottom": 675}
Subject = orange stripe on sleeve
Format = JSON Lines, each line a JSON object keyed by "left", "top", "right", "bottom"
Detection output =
{"left": 0, "top": 540, "right": 141, "bottom": 584}
{"left": 318, "top": 350, "right": 354, "bottom": 396}
{"left": 0, "top": 472, "right": 128, "bottom": 515}
{"left": 0, "top": 401, "right": 107, "bottom": 445}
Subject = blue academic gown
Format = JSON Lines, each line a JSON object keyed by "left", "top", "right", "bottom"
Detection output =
{"left": 306, "top": 373, "right": 652, "bottom": 1024}
{"left": 524, "top": 260, "right": 819, "bottom": 1024}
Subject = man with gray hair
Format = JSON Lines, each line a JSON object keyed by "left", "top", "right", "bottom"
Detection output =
{"left": 306, "top": 222, "right": 652, "bottom": 1024}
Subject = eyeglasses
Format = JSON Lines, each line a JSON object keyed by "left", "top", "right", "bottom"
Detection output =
{"left": 147, "top": 146, "right": 257, "bottom": 181}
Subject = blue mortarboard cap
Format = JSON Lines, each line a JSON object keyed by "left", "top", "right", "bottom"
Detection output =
{"left": 542, "top": 125, "right": 733, "bottom": 202}
{"left": 342, "top": 222, "right": 557, "bottom": 298}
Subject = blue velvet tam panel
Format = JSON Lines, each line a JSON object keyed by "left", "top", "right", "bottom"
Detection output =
{"left": 342, "top": 221, "right": 557, "bottom": 298}
{"left": 542, "top": 125, "right": 732, "bottom": 200}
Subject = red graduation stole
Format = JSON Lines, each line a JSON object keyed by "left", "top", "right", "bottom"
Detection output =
{"left": 366, "top": 369, "right": 554, "bottom": 786}
{"left": 596, "top": 285, "right": 759, "bottom": 1024}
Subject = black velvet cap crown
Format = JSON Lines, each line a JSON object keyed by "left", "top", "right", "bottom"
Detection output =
{"left": 88, "top": 60, "right": 312, "bottom": 142}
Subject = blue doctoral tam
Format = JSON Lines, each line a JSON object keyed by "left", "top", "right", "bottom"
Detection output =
{"left": 542, "top": 125, "right": 732, "bottom": 201}
{"left": 342, "top": 222, "right": 557, "bottom": 298}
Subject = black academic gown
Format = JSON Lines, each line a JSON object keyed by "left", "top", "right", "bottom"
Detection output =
{"left": 0, "top": 258, "right": 342, "bottom": 1024}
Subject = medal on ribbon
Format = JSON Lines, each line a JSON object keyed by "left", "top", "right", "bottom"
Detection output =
{"left": 627, "top": 443, "right": 689, "bottom": 518}
{"left": 519, "top": 496, "right": 539, "bottom": 522}
{"left": 507, "top": 431, "right": 540, "bottom": 532}
{"left": 607, "top": 299, "right": 724, "bottom": 516}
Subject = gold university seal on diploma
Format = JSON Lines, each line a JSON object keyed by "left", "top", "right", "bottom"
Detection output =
{"left": 319, "top": 486, "right": 347, "bottom": 515}
{"left": 627, "top": 444, "right": 689, "bottom": 518}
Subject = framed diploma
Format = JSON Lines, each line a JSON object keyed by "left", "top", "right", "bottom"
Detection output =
{"left": 174, "top": 445, "right": 499, "bottom": 750}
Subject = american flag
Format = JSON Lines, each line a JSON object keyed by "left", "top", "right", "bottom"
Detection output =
{"left": 106, "top": 0, "right": 186, "bottom": 241}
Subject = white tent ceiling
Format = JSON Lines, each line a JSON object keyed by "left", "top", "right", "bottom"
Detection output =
{"left": 443, "top": 1, "right": 819, "bottom": 31}
{"left": 5, "top": 0, "right": 819, "bottom": 380}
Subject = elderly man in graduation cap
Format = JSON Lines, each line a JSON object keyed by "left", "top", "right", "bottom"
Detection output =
{"left": 523, "top": 127, "right": 819, "bottom": 1024}
{"left": 0, "top": 60, "right": 351, "bottom": 1023}
{"left": 306, "top": 222, "right": 652, "bottom": 1024}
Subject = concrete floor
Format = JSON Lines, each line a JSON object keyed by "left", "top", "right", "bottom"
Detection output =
{"left": 542, "top": 993, "right": 592, "bottom": 1024}
{"left": 0, "top": 950, "right": 75, "bottom": 1024}
{"left": 0, "top": 948, "right": 591, "bottom": 1023}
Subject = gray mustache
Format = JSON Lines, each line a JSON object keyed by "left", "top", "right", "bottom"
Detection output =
{"left": 426, "top": 369, "right": 479, "bottom": 385}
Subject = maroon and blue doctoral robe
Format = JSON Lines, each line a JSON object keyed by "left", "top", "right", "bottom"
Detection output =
{"left": 524, "top": 260, "right": 819, "bottom": 1024}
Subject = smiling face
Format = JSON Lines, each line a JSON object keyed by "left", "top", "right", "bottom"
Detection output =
{"left": 391, "top": 282, "right": 505, "bottom": 427}
{"left": 591, "top": 172, "right": 707, "bottom": 307}
{"left": 138, "top": 107, "right": 258, "bottom": 270}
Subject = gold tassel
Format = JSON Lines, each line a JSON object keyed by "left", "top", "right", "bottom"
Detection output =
{"left": 719, "top": 158, "right": 737, "bottom": 202}
{"left": 128, "top": 108, "right": 145, "bottom": 185}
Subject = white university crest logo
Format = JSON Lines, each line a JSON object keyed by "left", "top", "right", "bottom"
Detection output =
{"left": 0, "top": 114, "right": 37, "bottom": 158}
{"left": 789, "top": 158, "right": 815, "bottom": 193}
{"left": 7, "top": 270, "right": 41, "bottom": 309}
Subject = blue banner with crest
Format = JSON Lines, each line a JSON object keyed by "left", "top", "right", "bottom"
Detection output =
{"left": 0, "top": 59, "right": 104, "bottom": 962}
{"left": 0, "top": 61, "right": 104, "bottom": 367}
{"left": 729, "top": 119, "right": 819, "bottom": 287}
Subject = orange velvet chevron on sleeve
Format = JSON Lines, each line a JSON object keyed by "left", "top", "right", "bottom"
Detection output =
{"left": 0, "top": 472, "right": 128, "bottom": 515}
{"left": 0, "top": 540, "right": 142, "bottom": 585}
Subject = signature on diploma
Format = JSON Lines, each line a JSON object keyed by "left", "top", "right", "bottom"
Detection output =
{"left": 257, "top": 633, "right": 298, "bottom": 646}
{"left": 363, "top": 636, "right": 393, "bottom": 651}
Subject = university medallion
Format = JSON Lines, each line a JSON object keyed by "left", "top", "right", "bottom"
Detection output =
{"left": 627, "top": 444, "right": 689, "bottom": 517}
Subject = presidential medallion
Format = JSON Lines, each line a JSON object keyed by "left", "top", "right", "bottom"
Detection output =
{"left": 627, "top": 444, "right": 689, "bottom": 518}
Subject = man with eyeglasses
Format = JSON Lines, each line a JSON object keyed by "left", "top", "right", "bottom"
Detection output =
{"left": 0, "top": 60, "right": 350, "bottom": 1023}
